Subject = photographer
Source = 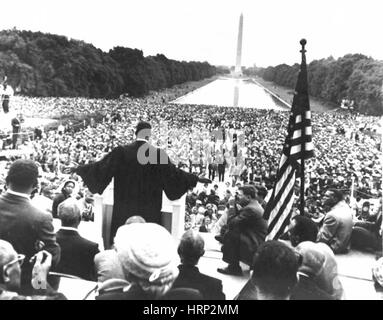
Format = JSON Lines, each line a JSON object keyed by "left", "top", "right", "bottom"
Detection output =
{"left": 0, "top": 241, "right": 66, "bottom": 300}
{"left": 351, "top": 200, "right": 382, "bottom": 253}
{"left": 0, "top": 159, "right": 61, "bottom": 294}
{"left": 217, "top": 185, "right": 267, "bottom": 276}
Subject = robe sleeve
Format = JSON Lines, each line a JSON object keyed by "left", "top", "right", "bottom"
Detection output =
{"left": 75, "top": 146, "right": 123, "bottom": 195}
{"left": 160, "top": 149, "right": 199, "bottom": 201}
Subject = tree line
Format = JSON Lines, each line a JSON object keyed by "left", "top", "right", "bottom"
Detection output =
{"left": 245, "top": 54, "right": 383, "bottom": 115}
{"left": 0, "top": 29, "right": 225, "bottom": 98}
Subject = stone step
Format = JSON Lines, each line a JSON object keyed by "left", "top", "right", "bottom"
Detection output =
{"left": 198, "top": 232, "right": 381, "bottom": 300}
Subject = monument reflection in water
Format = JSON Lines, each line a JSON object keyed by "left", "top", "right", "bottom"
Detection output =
{"left": 172, "top": 77, "right": 289, "bottom": 110}
{"left": 233, "top": 80, "right": 239, "bottom": 107}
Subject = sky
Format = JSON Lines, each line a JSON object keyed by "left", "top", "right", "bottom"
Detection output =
{"left": 0, "top": 0, "right": 382, "bottom": 67}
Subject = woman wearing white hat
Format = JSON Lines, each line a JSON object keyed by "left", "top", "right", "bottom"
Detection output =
{"left": 96, "top": 223, "right": 180, "bottom": 300}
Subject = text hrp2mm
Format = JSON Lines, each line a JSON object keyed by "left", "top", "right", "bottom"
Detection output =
{"left": 187, "top": 304, "right": 239, "bottom": 315}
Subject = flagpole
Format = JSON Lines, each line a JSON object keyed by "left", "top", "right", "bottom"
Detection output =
{"left": 300, "top": 156, "right": 305, "bottom": 215}
{"left": 264, "top": 39, "right": 313, "bottom": 240}
{"left": 299, "top": 39, "right": 307, "bottom": 216}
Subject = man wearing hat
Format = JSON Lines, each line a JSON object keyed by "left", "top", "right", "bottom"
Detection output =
{"left": 68, "top": 121, "right": 211, "bottom": 243}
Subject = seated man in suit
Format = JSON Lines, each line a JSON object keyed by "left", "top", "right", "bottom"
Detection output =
{"left": 53, "top": 198, "right": 99, "bottom": 281}
{"left": 172, "top": 230, "right": 225, "bottom": 300}
{"left": 317, "top": 189, "right": 353, "bottom": 254}
{"left": 217, "top": 185, "right": 267, "bottom": 276}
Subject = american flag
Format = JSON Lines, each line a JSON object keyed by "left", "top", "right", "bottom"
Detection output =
{"left": 264, "top": 39, "right": 314, "bottom": 241}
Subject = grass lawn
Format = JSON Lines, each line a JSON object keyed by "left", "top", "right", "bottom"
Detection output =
{"left": 252, "top": 76, "right": 338, "bottom": 113}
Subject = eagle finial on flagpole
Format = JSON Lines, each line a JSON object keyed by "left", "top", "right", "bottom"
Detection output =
{"left": 300, "top": 39, "right": 307, "bottom": 64}
{"left": 300, "top": 39, "right": 307, "bottom": 52}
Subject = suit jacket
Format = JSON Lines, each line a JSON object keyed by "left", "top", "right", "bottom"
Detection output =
{"left": 0, "top": 192, "right": 61, "bottom": 287}
{"left": 290, "top": 275, "right": 335, "bottom": 300}
{"left": 96, "top": 283, "right": 202, "bottom": 300}
{"left": 172, "top": 265, "right": 225, "bottom": 300}
{"left": 234, "top": 278, "right": 257, "bottom": 300}
{"left": 96, "top": 283, "right": 150, "bottom": 300}
{"left": 54, "top": 229, "right": 99, "bottom": 281}
{"left": 317, "top": 201, "right": 353, "bottom": 254}
{"left": 94, "top": 249, "right": 125, "bottom": 283}
{"left": 227, "top": 201, "right": 267, "bottom": 264}
{"left": 236, "top": 275, "right": 335, "bottom": 301}
{"left": 76, "top": 142, "right": 199, "bottom": 241}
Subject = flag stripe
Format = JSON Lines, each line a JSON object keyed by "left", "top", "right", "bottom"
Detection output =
{"left": 290, "top": 140, "right": 314, "bottom": 153}
{"left": 264, "top": 40, "right": 314, "bottom": 241}
{"left": 279, "top": 154, "right": 288, "bottom": 168}
{"left": 267, "top": 185, "right": 295, "bottom": 239}
{"left": 290, "top": 145, "right": 301, "bottom": 155}
{"left": 290, "top": 120, "right": 312, "bottom": 130}
{"left": 292, "top": 130, "right": 301, "bottom": 140}
{"left": 290, "top": 135, "right": 313, "bottom": 145}
{"left": 274, "top": 165, "right": 295, "bottom": 203}
{"left": 266, "top": 171, "right": 296, "bottom": 231}
{"left": 275, "top": 156, "right": 291, "bottom": 179}
{"left": 272, "top": 201, "right": 295, "bottom": 240}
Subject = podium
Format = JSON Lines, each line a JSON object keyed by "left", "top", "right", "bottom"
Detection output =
{"left": 160, "top": 192, "right": 186, "bottom": 241}
{"left": 93, "top": 179, "right": 186, "bottom": 249}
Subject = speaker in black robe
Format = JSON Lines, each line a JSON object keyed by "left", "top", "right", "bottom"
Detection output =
{"left": 76, "top": 141, "right": 198, "bottom": 243}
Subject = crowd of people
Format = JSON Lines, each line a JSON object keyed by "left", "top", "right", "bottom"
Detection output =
{"left": 0, "top": 158, "right": 381, "bottom": 300}
{"left": 0, "top": 78, "right": 382, "bottom": 300}
{"left": 1, "top": 80, "right": 382, "bottom": 235}
{"left": 2, "top": 93, "right": 382, "bottom": 203}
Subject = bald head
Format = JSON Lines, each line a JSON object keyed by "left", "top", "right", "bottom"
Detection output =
{"left": 0, "top": 240, "right": 18, "bottom": 285}
{"left": 177, "top": 230, "right": 205, "bottom": 266}
{"left": 58, "top": 198, "right": 81, "bottom": 227}
{"left": 0, "top": 240, "right": 17, "bottom": 268}
{"left": 125, "top": 215, "right": 146, "bottom": 225}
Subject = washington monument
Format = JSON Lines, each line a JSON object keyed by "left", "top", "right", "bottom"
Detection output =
{"left": 234, "top": 13, "right": 243, "bottom": 77}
